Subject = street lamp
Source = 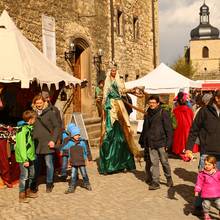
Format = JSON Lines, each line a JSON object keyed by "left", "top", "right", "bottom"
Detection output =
{"left": 93, "top": 49, "right": 103, "bottom": 74}
{"left": 64, "top": 42, "right": 76, "bottom": 70}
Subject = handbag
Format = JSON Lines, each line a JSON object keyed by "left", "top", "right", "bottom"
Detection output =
{"left": 37, "top": 117, "right": 61, "bottom": 147}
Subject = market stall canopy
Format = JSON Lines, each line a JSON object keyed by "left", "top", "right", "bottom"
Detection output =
{"left": 125, "top": 63, "right": 201, "bottom": 94}
{"left": 196, "top": 80, "right": 220, "bottom": 91}
{"left": 0, "top": 10, "right": 82, "bottom": 88}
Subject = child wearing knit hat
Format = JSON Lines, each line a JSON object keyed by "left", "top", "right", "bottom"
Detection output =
{"left": 59, "top": 123, "right": 76, "bottom": 181}
{"left": 60, "top": 124, "right": 92, "bottom": 193}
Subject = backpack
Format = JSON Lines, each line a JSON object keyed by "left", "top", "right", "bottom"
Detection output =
{"left": 161, "top": 104, "right": 177, "bottom": 129}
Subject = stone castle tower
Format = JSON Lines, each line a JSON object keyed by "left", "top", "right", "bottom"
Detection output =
{"left": 186, "top": 2, "right": 220, "bottom": 80}
{"left": 0, "top": 0, "right": 159, "bottom": 116}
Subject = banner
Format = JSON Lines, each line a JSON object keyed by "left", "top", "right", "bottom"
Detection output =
{"left": 42, "top": 14, "right": 56, "bottom": 64}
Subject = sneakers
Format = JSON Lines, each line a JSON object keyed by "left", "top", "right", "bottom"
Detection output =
{"left": 46, "top": 183, "right": 54, "bottom": 193}
{"left": 83, "top": 183, "right": 92, "bottom": 191}
{"left": 204, "top": 213, "right": 211, "bottom": 220}
{"left": 19, "top": 192, "right": 29, "bottom": 203}
{"left": 149, "top": 182, "right": 160, "bottom": 190}
{"left": 25, "top": 188, "right": 38, "bottom": 198}
{"left": 167, "top": 177, "right": 174, "bottom": 187}
{"left": 64, "top": 186, "right": 75, "bottom": 194}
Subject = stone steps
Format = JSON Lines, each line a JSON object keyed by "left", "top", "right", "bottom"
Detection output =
{"left": 84, "top": 117, "right": 101, "bottom": 125}
{"left": 88, "top": 130, "right": 101, "bottom": 140}
{"left": 83, "top": 116, "right": 101, "bottom": 148}
{"left": 86, "top": 123, "right": 102, "bottom": 133}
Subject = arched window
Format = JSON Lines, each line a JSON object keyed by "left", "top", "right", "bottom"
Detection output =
{"left": 202, "top": 46, "right": 209, "bottom": 58}
{"left": 117, "top": 10, "right": 124, "bottom": 36}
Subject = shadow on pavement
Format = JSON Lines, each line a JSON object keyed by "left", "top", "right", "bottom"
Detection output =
{"left": 167, "top": 183, "right": 195, "bottom": 216}
{"left": 174, "top": 167, "right": 197, "bottom": 184}
{"left": 171, "top": 167, "right": 198, "bottom": 216}
{"left": 131, "top": 170, "right": 146, "bottom": 182}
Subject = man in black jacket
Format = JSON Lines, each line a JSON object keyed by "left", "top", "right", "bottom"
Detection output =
{"left": 139, "top": 95, "right": 173, "bottom": 190}
{"left": 186, "top": 90, "right": 220, "bottom": 168}
{"left": 186, "top": 90, "right": 220, "bottom": 215}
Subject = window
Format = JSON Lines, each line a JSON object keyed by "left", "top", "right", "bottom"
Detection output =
{"left": 202, "top": 46, "right": 209, "bottom": 58}
{"left": 133, "top": 16, "right": 139, "bottom": 40}
{"left": 117, "top": 10, "right": 124, "bottom": 36}
{"left": 125, "top": 74, "right": 129, "bottom": 82}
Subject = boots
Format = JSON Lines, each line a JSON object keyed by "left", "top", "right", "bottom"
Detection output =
{"left": 83, "top": 183, "right": 92, "bottom": 191}
{"left": 19, "top": 192, "right": 29, "bottom": 203}
{"left": 149, "top": 182, "right": 160, "bottom": 190}
{"left": 26, "top": 188, "right": 38, "bottom": 198}
{"left": 46, "top": 183, "right": 54, "bottom": 193}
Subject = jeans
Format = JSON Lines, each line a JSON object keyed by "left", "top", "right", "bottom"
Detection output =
{"left": 19, "top": 162, "right": 35, "bottom": 192}
{"left": 61, "top": 156, "right": 68, "bottom": 177}
{"left": 34, "top": 154, "right": 54, "bottom": 184}
{"left": 70, "top": 166, "right": 89, "bottom": 188}
{"left": 149, "top": 147, "right": 172, "bottom": 184}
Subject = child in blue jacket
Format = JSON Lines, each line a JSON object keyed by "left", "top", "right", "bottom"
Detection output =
{"left": 60, "top": 124, "right": 92, "bottom": 194}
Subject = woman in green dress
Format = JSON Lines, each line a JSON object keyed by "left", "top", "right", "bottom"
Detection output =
{"left": 99, "top": 65, "right": 140, "bottom": 174}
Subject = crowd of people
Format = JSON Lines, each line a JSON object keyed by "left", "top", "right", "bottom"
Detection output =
{"left": 0, "top": 64, "right": 220, "bottom": 219}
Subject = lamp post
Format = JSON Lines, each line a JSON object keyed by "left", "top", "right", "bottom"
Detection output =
{"left": 64, "top": 42, "right": 76, "bottom": 72}
{"left": 93, "top": 49, "right": 103, "bottom": 75}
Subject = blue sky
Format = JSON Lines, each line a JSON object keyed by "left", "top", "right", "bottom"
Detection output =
{"left": 159, "top": 0, "right": 220, "bottom": 65}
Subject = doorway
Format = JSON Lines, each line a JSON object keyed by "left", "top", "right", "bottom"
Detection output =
{"left": 71, "top": 37, "right": 91, "bottom": 113}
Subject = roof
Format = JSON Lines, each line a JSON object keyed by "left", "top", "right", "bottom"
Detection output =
{"left": 0, "top": 10, "right": 82, "bottom": 88}
{"left": 190, "top": 3, "right": 219, "bottom": 40}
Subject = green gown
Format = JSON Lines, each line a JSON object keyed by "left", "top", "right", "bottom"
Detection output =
{"left": 99, "top": 82, "right": 136, "bottom": 174}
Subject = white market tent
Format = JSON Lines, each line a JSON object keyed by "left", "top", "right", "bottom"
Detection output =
{"left": 0, "top": 10, "right": 82, "bottom": 88}
{"left": 125, "top": 63, "right": 201, "bottom": 121}
{"left": 126, "top": 63, "right": 201, "bottom": 94}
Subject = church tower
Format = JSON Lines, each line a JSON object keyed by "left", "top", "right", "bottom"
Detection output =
{"left": 187, "top": 1, "right": 220, "bottom": 79}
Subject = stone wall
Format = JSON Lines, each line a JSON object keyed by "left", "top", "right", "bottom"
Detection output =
{"left": 0, "top": 0, "right": 159, "bottom": 116}
{"left": 113, "top": 0, "right": 159, "bottom": 80}
{"left": 190, "top": 39, "right": 220, "bottom": 80}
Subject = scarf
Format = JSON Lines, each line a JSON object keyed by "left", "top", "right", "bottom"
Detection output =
{"left": 147, "top": 106, "right": 161, "bottom": 126}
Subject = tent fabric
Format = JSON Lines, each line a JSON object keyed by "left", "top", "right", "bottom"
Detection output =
{"left": 0, "top": 10, "right": 82, "bottom": 88}
{"left": 125, "top": 63, "right": 201, "bottom": 94}
{"left": 202, "top": 83, "right": 220, "bottom": 90}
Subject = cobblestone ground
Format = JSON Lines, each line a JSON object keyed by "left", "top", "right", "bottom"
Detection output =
{"left": 0, "top": 149, "right": 219, "bottom": 220}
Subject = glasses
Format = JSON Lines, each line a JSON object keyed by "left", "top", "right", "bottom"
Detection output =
{"left": 148, "top": 101, "right": 158, "bottom": 104}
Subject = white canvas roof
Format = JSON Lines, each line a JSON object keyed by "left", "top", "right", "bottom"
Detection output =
{"left": 126, "top": 63, "right": 201, "bottom": 94}
{"left": 0, "top": 10, "right": 82, "bottom": 88}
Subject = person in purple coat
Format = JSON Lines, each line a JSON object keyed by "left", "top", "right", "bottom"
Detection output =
{"left": 195, "top": 155, "right": 220, "bottom": 220}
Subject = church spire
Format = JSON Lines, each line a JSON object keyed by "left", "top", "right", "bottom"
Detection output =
{"left": 200, "top": 2, "right": 209, "bottom": 24}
